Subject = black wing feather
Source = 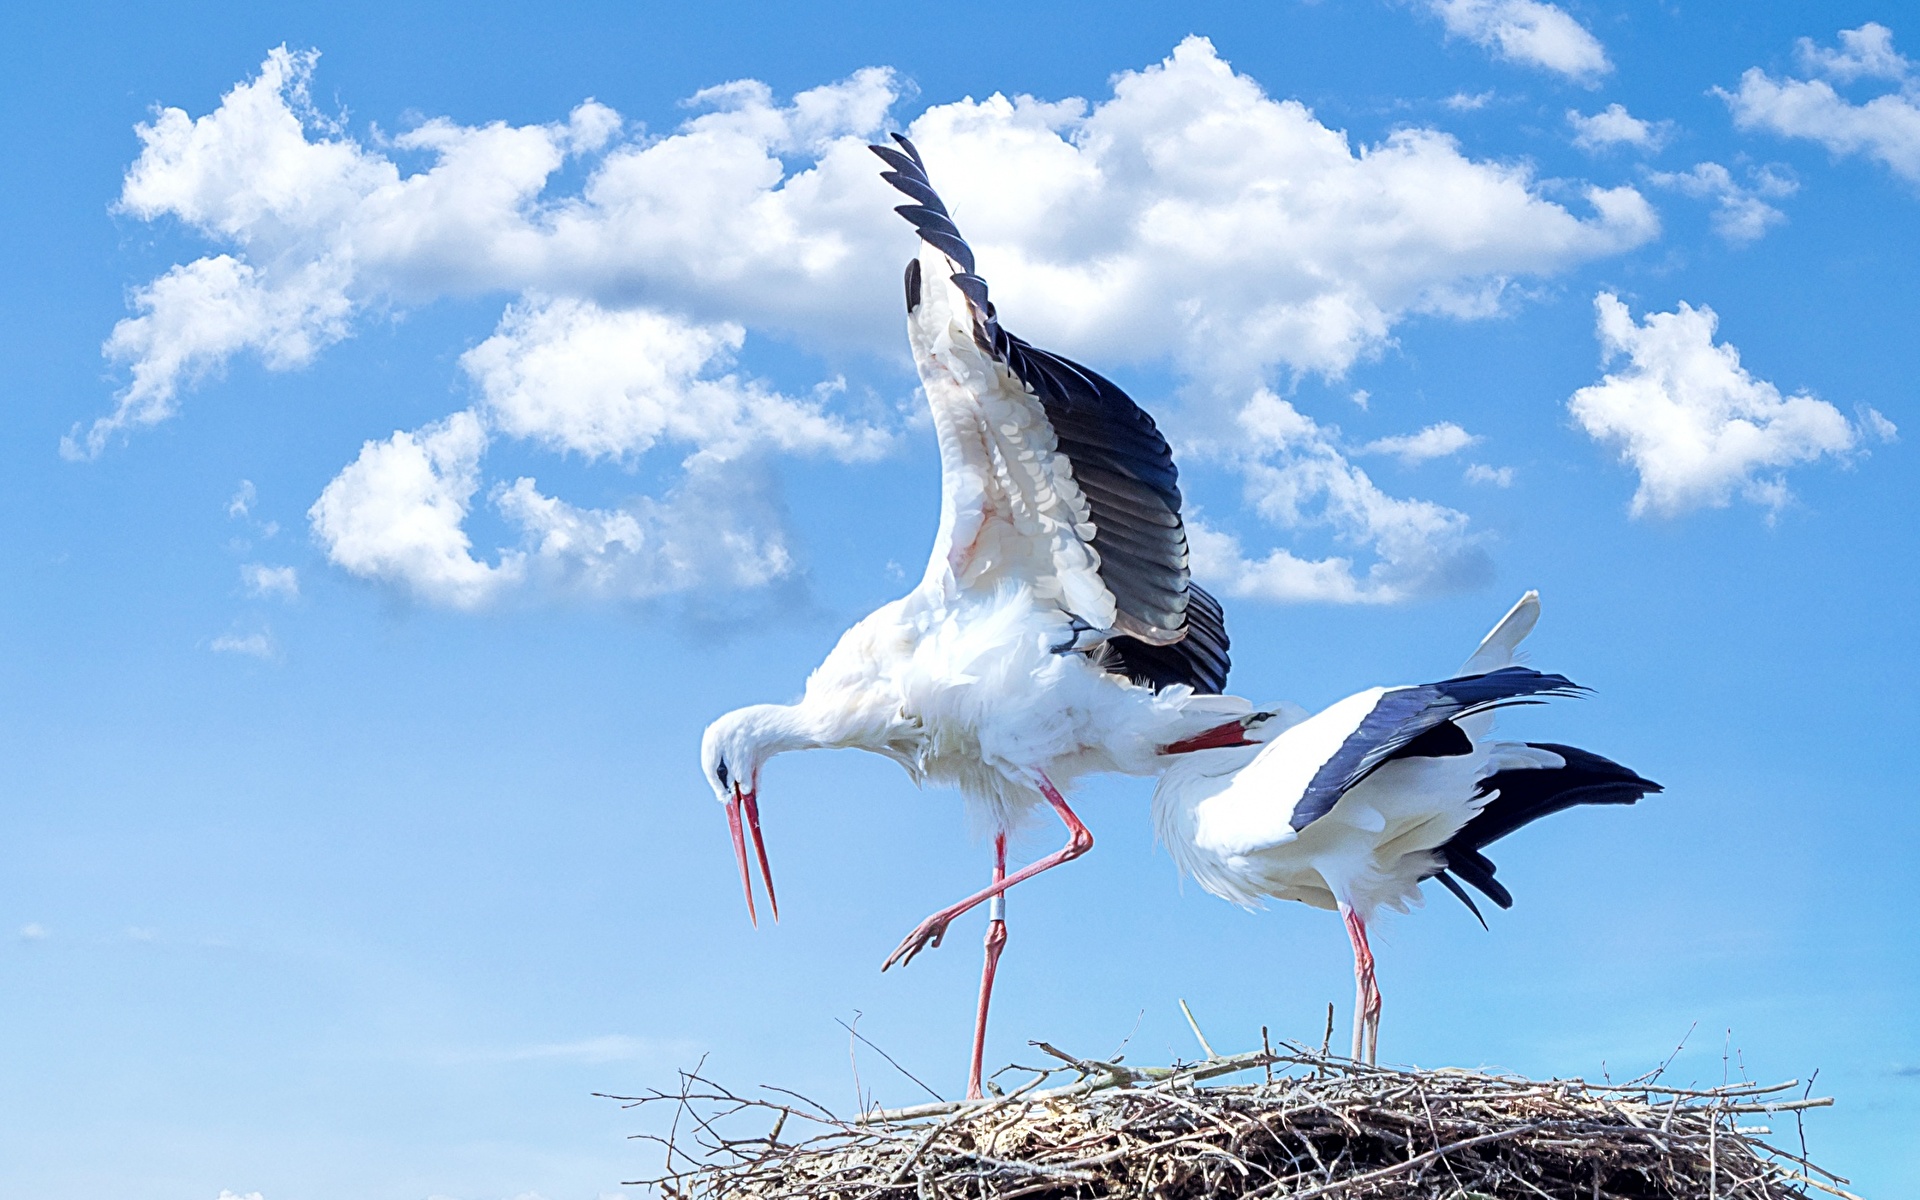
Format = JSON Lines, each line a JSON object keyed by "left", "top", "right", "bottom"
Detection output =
{"left": 1289, "top": 668, "right": 1586, "bottom": 832}
{"left": 1106, "top": 584, "right": 1232, "bottom": 694}
{"left": 1433, "top": 742, "right": 1662, "bottom": 911}
{"left": 869, "top": 132, "right": 1213, "bottom": 667}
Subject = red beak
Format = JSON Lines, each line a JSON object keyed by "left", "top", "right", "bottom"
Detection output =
{"left": 725, "top": 784, "right": 779, "bottom": 926}
{"left": 1161, "top": 718, "right": 1258, "bottom": 756}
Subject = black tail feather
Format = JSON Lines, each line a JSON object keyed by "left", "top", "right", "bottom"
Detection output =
{"left": 1435, "top": 742, "right": 1662, "bottom": 915}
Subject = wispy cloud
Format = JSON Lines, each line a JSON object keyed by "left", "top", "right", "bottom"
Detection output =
{"left": 1190, "top": 393, "right": 1489, "bottom": 605}
{"left": 1360, "top": 422, "right": 1480, "bottom": 465}
{"left": 1568, "top": 103, "right": 1671, "bottom": 152}
{"left": 210, "top": 627, "right": 278, "bottom": 659}
{"left": 1647, "top": 162, "right": 1798, "bottom": 243}
{"left": 1423, "top": 0, "right": 1612, "bottom": 82}
{"left": 432, "top": 1034, "right": 698, "bottom": 1066}
{"left": 241, "top": 563, "right": 299, "bottom": 600}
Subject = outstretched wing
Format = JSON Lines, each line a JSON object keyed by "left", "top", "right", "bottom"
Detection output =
{"left": 872, "top": 134, "right": 1222, "bottom": 689}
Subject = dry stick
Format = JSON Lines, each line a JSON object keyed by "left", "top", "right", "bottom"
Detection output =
{"left": 861, "top": 1047, "right": 1280, "bottom": 1123}
{"left": 836, "top": 1018, "right": 945, "bottom": 1104}
{"left": 1249, "top": 1124, "right": 1547, "bottom": 1200}
{"left": 1179, "top": 998, "right": 1219, "bottom": 1060}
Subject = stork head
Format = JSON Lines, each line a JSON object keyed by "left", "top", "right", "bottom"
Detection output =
{"left": 700, "top": 704, "right": 798, "bottom": 927}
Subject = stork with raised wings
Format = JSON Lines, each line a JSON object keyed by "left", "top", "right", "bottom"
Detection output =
{"left": 1153, "top": 593, "right": 1662, "bottom": 1063}
{"left": 701, "top": 135, "right": 1249, "bottom": 1098}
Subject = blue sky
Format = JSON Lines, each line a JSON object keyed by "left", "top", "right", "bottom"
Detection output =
{"left": 3, "top": 1, "right": 1917, "bottom": 1197}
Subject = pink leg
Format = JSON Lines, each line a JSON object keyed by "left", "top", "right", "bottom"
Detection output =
{"left": 1341, "top": 904, "right": 1383, "bottom": 1064}
{"left": 883, "top": 773, "right": 1093, "bottom": 971}
{"left": 966, "top": 833, "right": 1009, "bottom": 1101}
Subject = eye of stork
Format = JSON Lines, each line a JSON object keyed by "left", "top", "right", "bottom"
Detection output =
{"left": 716, "top": 761, "right": 730, "bottom": 788}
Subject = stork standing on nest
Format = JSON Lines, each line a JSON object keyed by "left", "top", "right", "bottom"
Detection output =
{"left": 701, "top": 135, "right": 1253, "bottom": 1098}
{"left": 1152, "top": 592, "right": 1663, "bottom": 1063}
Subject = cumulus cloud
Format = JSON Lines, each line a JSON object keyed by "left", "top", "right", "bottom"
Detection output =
{"left": 1464, "top": 462, "right": 1515, "bottom": 487}
{"left": 19, "top": 923, "right": 49, "bottom": 940}
{"left": 1360, "top": 421, "right": 1479, "bottom": 464}
{"left": 97, "top": 39, "right": 1661, "bottom": 608}
{"left": 240, "top": 563, "right": 300, "bottom": 600}
{"left": 307, "top": 412, "right": 513, "bottom": 608}
{"left": 1424, "top": 0, "right": 1612, "bottom": 82}
{"left": 1568, "top": 293, "right": 1890, "bottom": 517}
{"left": 462, "top": 297, "right": 887, "bottom": 463}
{"left": 1797, "top": 22, "right": 1912, "bottom": 84}
{"left": 94, "top": 37, "right": 1653, "bottom": 439}
{"left": 1720, "top": 24, "right": 1920, "bottom": 187}
{"left": 307, "top": 411, "right": 801, "bottom": 606}
{"left": 1568, "top": 103, "right": 1670, "bottom": 152}
{"left": 1648, "top": 162, "right": 1798, "bottom": 243}
{"left": 1190, "top": 393, "right": 1488, "bottom": 604}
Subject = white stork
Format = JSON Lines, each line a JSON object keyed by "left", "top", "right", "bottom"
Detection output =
{"left": 1152, "top": 592, "right": 1662, "bottom": 1063}
{"left": 701, "top": 134, "right": 1250, "bottom": 1098}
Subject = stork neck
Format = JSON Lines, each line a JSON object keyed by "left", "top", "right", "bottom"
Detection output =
{"left": 733, "top": 702, "right": 835, "bottom": 759}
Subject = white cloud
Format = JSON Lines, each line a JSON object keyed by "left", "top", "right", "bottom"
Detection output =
{"left": 95, "top": 37, "right": 1654, "bottom": 437}
{"left": 305, "top": 295, "right": 884, "bottom": 608}
{"left": 1360, "top": 421, "right": 1479, "bottom": 464}
{"left": 307, "top": 411, "right": 514, "bottom": 609}
{"left": 241, "top": 563, "right": 300, "bottom": 600}
{"left": 308, "top": 410, "right": 800, "bottom": 606}
{"left": 99, "top": 39, "right": 1663, "bottom": 609}
{"left": 1568, "top": 292, "right": 1889, "bottom": 517}
{"left": 19, "top": 923, "right": 49, "bottom": 940}
{"left": 1445, "top": 90, "right": 1496, "bottom": 112}
{"left": 462, "top": 296, "right": 887, "bottom": 463}
{"left": 1190, "top": 392, "right": 1488, "bottom": 604}
{"left": 1860, "top": 406, "right": 1900, "bottom": 443}
{"left": 210, "top": 628, "right": 278, "bottom": 658}
{"left": 1568, "top": 103, "right": 1670, "bottom": 152}
{"left": 216, "top": 1191, "right": 266, "bottom": 1200}
{"left": 491, "top": 464, "right": 796, "bottom": 601}
{"left": 1648, "top": 162, "right": 1798, "bottom": 243}
{"left": 228, "top": 480, "right": 257, "bottom": 518}
{"left": 1797, "top": 22, "right": 1911, "bottom": 84}
{"left": 1721, "top": 25, "right": 1920, "bottom": 187}
{"left": 1465, "top": 462, "right": 1515, "bottom": 486}
{"left": 1424, "top": 0, "right": 1612, "bottom": 82}
{"left": 72, "top": 254, "right": 352, "bottom": 458}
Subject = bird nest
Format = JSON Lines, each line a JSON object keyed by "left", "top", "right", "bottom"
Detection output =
{"left": 608, "top": 1042, "right": 1853, "bottom": 1200}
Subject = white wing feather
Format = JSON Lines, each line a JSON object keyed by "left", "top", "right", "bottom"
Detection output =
{"left": 1459, "top": 590, "right": 1540, "bottom": 675}
{"left": 907, "top": 242, "right": 1116, "bottom": 632}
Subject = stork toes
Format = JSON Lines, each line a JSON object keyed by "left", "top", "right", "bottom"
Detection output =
{"left": 882, "top": 913, "right": 954, "bottom": 971}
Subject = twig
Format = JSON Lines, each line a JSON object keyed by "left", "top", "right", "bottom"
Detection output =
{"left": 1180, "top": 998, "right": 1219, "bottom": 1060}
{"left": 836, "top": 1017, "right": 944, "bottom": 1104}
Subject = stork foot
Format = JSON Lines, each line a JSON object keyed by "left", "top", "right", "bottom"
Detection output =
{"left": 882, "top": 912, "right": 954, "bottom": 971}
